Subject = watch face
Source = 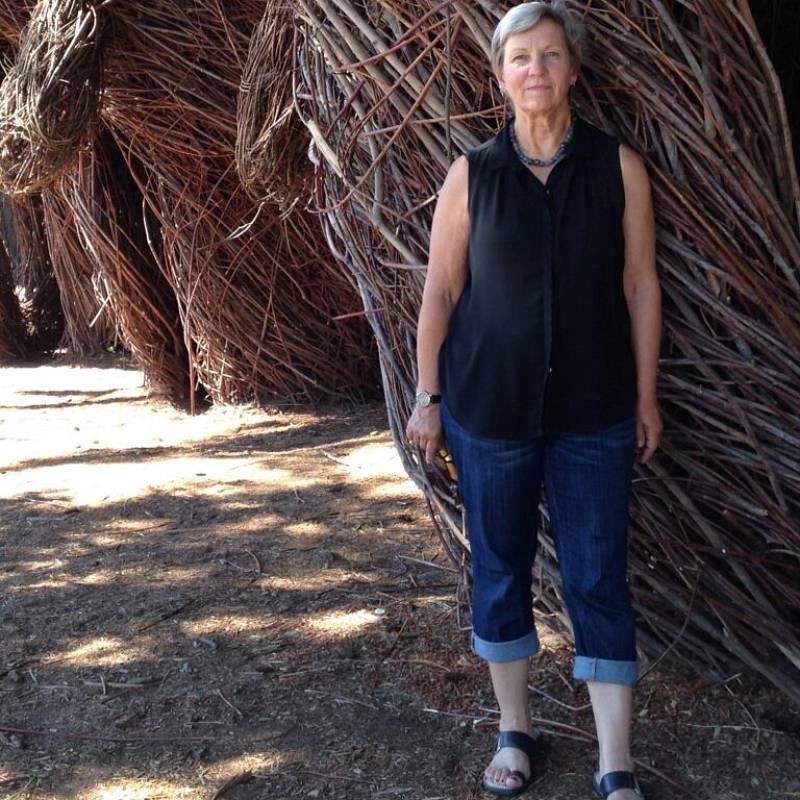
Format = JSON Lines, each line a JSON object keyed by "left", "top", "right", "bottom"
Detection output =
{"left": 416, "top": 392, "right": 430, "bottom": 407}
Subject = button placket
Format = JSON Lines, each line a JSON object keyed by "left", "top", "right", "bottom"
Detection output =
{"left": 540, "top": 194, "right": 554, "bottom": 430}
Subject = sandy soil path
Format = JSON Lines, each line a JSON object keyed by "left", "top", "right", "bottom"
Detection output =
{"left": 1, "top": 358, "right": 797, "bottom": 799}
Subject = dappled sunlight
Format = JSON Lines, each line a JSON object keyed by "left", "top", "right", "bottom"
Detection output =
{"left": 79, "top": 570, "right": 116, "bottom": 586}
{"left": 360, "top": 478, "right": 419, "bottom": 500}
{"left": 536, "top": 622, "right": 570, "bottom": 651}
{"left": 56, "top": 751, "right": 294, "bottom": 799}
{"left": 306, "top": 607, "right": 385, "bottom": 637}
{"left": 82, "top": 777, "right": 197, "bottom": 800}
{"left": 183, "top": 613, "right": 274, "bottom": 637}
{"left": 44, "top": 635, "right": 146, "bottom": 667}
{"left": 9, "top": 575, "right": 74, "bottom": 592}
{"left": 203, "top": 749, "right": 289, "bottom": 776}
{"left": 261, "top": 575, "right": 332, "bottom": 592}
{"left": 327, "top": 441, "right": 417, "bottom": 500}
{"left": 336, "top": 440, "right": 404, "bottom": 477}
{"left": 1, "top": 364, "right": 454, "bottom": 798}
{"left": 281, "top": 520, "right": 325, "bottom": 536}
{"left": 0, "top": 365, "right": 144, "bottom": 402}
{"left": 4, "top": 461, "right": 306, "bottom": 508}
{"left": 10, "top": 557, "right": 66, "bottom": 572}
{"left": 12, "top": 570, "right": 115, "bottom": 593}
{"left": 0, "top": 366, "right": 304, "bottom": 465}
{"left": 1, "top": 366, "right": 326, "bottom": 524}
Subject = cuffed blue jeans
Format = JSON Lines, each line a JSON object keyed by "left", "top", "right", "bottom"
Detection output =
{"left": 441, "top": 400, "right": 639, "bottom": 687}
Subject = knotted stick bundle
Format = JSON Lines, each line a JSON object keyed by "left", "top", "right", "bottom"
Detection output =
{"left": 0, "top": 0, "right": 118, "bottom": 355}
{"left": 0, "top": 0, "right": 107, "bottom": 195}
{"left": 94, "top": 0, "right": 376, "bottom": 407}
{"left": 293, "top": 0, "right": 800, "bottom": 702}
{"left": 0, "top": 0, "right": 376, "bottom": 401}
{"left": 236, "top": 1, "right": 311, "bottom": 207}
{"left": 40, "top": 184, "right": 118, "bottom": 353}
{"left": 62, "top": 130, "right": 190, "bottom": 398}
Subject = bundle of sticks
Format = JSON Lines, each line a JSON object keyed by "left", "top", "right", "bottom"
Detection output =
{"left": 0, "top": 0, "right": 106, "bottom": 195}
{"left": 0, "top": 0, "right": 377, "bottom": 403}
{"left": 97, "top": 0, "right": 376, "bottom": 406}
{"left": 292, "top": 0, "right": 800, "bottom": 702}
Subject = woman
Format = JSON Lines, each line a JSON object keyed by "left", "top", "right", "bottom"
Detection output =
{"left": 406, "top": 2, "right": 662, "bottom": 798}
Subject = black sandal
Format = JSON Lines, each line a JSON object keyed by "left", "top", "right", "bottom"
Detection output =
{"left": 592, "top": 770, "right": 645, "bottom": 799}
{"left": 481, "top": 730, "right": 542, "bottom": 797}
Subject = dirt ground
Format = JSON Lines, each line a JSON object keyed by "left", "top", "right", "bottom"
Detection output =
{"left": 1, "top": 356, "right": 798, "bottom": 800}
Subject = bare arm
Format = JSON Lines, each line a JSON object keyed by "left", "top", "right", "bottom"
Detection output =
{"left": 620, "top": 143, "right": 663, "bottom": 463}
{"left": 416, "top": 154, "right": 470, "bottom": 392}
{"left": 406, "top": 154, "right": 470, "bottom": 462}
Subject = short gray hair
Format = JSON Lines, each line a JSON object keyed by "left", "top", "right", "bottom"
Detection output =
{"left": 491, "top": 1, "right": 586, "bottom": 77}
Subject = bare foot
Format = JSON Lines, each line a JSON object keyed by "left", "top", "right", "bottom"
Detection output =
{"left": 483, "top": 743, "right": 530, "bottom": 792}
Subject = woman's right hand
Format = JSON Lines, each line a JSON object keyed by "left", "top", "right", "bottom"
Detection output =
{"left": 405, "top": 404, "right": 444, "bottom": 465}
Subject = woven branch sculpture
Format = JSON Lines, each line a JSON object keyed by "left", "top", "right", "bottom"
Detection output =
{"left": 291, "top": 0, "right": 800, "bottom": 703}
{"left": 0, "top": 0, "right": 378, "bottom": 402}
{"left": 0, "top": 0, "right": 106, "bottom": 195}
{"left": 63, "top": 130, "right": 190, "bottom": 398}
{"left": 96, "top": 0, "right": 377, "bottom": 407}
{"left": 236, "top": 0, "right": 311, "bottom": 208}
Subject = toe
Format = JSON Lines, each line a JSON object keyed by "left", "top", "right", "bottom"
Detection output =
{"left": 505, "top": 771, "right": 522, "bottom": 787}
{"left": 485, "top": 767, "right": 516, "bottom": 788}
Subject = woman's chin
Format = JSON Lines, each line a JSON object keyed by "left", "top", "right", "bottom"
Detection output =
{"left": 515, "top": 99, "right": 565, "bottom": 115}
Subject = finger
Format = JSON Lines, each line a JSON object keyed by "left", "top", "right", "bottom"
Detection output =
{"left": 425, "top": 439, "right": 437, "bottom": 464}
{"left": 636, "top": 418, "right": 646, "bottom": 451}
{"left": 640, "top": 432, "right": 658, "bottom": 463}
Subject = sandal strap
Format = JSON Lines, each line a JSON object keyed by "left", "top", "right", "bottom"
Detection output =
{"left": 495, "top": 730, "right": 541, "bottom": 758}
{"left": 597, "top": 771, "right": 644, "bottom": 798}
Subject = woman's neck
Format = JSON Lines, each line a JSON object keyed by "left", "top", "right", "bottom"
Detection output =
{"left": 513, "top": 106, "right": 573, "bottom": 160}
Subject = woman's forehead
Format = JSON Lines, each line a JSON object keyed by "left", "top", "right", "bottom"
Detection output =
{"left": 505, "top": 20, "right": 567, "bottom": 50}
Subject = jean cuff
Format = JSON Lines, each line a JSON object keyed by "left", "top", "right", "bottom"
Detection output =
{"left": 471, "top": 628, "right": 539, "bottom": 662}
{"left": 573, "top": 656, "right": 638, "bottom": 686}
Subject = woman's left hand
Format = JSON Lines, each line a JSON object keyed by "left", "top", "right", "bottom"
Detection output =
{"left": 635, "top": 397, "right": 662, "bottom": 464}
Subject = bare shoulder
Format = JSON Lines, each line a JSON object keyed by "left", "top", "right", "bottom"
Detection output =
{"left": 435, "top": 154, "right": 469, "bottom": 219}
{"left": 618, "top": 143, "right": 650, "bottom": 189}
{"left": 442, "top": 153, "right": 468, "bottom": 194}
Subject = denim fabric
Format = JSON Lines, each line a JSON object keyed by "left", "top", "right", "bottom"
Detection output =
{"left": 440, "top": 400, "right": 638, "bottom": 687}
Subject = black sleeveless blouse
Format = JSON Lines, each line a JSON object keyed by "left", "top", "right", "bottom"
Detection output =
{"left": 438, "top": 114, "right": 637, "bottom": 439}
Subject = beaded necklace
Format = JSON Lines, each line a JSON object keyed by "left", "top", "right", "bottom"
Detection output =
{"left": 510, "top": 115, "right": 575, "bottom": 167}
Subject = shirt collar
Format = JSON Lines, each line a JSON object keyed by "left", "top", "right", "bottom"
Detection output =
{"left": 486, "top": 113, "right": 591, "bottom": 170}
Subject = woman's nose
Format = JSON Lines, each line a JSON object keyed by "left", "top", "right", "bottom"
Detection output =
{"left": 527, "top": 56, "right": 546, "bottom": 74}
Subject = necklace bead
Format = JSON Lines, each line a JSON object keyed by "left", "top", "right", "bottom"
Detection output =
{"left": 510, "top": 116, "right": 575, "bottom": 167}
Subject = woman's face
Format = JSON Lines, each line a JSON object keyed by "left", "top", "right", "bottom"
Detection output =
{"left": 498, "top": 18, "right": 577, "bottom": 116}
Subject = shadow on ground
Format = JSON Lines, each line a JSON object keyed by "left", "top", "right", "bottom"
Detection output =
{"left": 1, "top": 361, "right": 798, "bottom": 799}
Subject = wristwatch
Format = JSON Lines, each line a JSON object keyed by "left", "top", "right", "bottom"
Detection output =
{"left": 415, "top": 389, "right": 442, "bottom": 408}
